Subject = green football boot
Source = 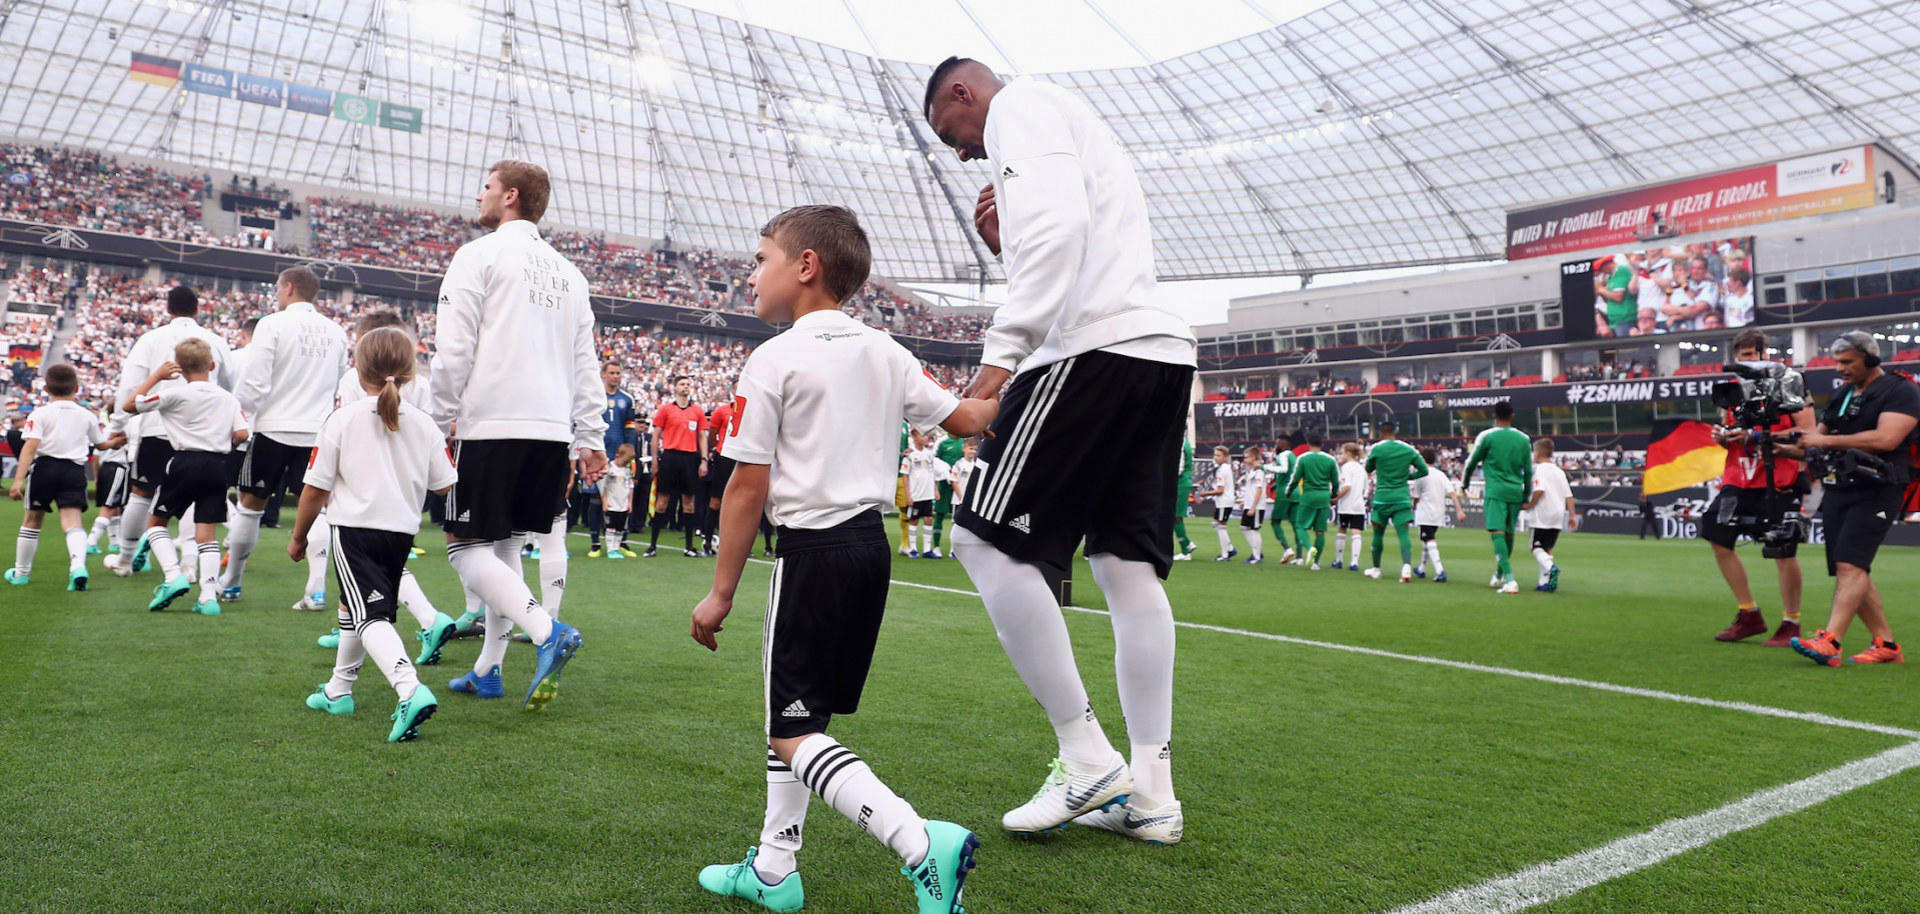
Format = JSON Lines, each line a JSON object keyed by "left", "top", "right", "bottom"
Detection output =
{"left": 192, "top": 598, "right": 221, "bottom": 616}
{"left": 388, "top": 686, "right": 438, "bottom": 742}
{"left": 68, "top": 568, "right": 88, "bottom": 591}
{"left": 305, "top": 684, "right": 354, "bottom": 715}
{"left": 148, "top": 575, "right": 192, "bottom": 611}
{"left": 415, "top": 612, "right": 458, "bottom": 666}
{"left": 698, "top": 847, "right": 805, "bottom": 913}
{"left": 903, "top": 821, "right": 979, "bottom": 914}
{"left": 4, "top": 569, "right": 27, "bottom": 586}
{"left": 318, "top": 627, "right": 341, "bottom": 649}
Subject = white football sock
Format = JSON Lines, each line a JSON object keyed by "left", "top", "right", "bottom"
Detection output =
{"left": 474, "top": 605, "right": 513, "bottom": 675}
{"left": 398, "top": 569, "right": 439, "bottom": 630}
{"left": 107, "top": 515, "right": 121, "bottom": 549}
{"left": 1349, "top": 533, "right": 1362, "bottom": 566}
{"left": 447, "top": 533, "right": 554, "bottom": 644}
{"left": 757, "top": 747, "right": 809, "bottom": 882}
{"left": 1428, "top": 541, "right": 1445, "bottom": 574}
{"left": 119, "top": 494, "right": 151, "bottom": 556}
{"left": 197, "top": 542, "right": 221, "bottom": 602}
{"left": 305, "top": 513, "right": 332, "bottom": 596}
{"left": 1533, "top": 546, "right": 1553, "bottom": 572}
{"left": 219, "top": 506, "right": 263, "bottom": 589}
{"left": 359, "top": 619, "right": 421, "bottom": 700}
{"left": 536, "top": 514, "right": 568, "bottom": 618}
{"left": 953, "top": 527, "right": 1113, "bottom": 771}
{"left": 462, "top": 582, "right": 484, "bottom": 617}
{"left": 14, "top": 526, "right": 38, "bottom": 574}
{"left": 792, "top": 736, "right": 929, "bottom": 867}
{"left": 1088, "top": 553, "right": 1177, "bottom": 808}
{"left": 144, "top": 527, "right": 182, "bottom": 578}
{"left": 87, "top": 515, "right": 109, "bottom": 548}
{"left": 1240, "top": 526, "right": 1261, "bottom": 560}
{"left": 1214, "top": 524, "right": 1232, "bottom": 556}
{"left": 1332, "top": 533, "right": 1345, "bottom": 564}
{"left": 65, "top": 526, "right": 87, "bottom": 571}
{"left": 326, "top": 622, "right": 365, "bottom": 699}
{"left": 177, "top": 506, "right": 197, "bottom": 553}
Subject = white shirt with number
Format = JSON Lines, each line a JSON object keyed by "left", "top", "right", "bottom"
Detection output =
{"left": 23, "top": 400, "right": 104, "bottom": 462}
{"left": 1237, "top": 466, "right": 1270, "bottom": 513}
{"left": 1529, "top": 462, "right": 1574, "bottom": 530}
{"left": 726, "top": 309, "right": 958, "bottom": 530}
{"left": 900, "top": 446, "right": 945, "bottom": 503}
{"left": 133, "top": 380, "right": 246, "bottom": 453}
{"left": 1336, "top": 461, "right": 1368, "bottom": 514}
{"left": 1412, "top": 467, "right": 1459, "bottom": 527}
{"left": 1211, "top": 463, "right": 1236, "bottom": 510}
{"left": 306, "top": 396, "right": 457, "bottom": 535}
{"left": 237, "top": 301, "right": 350, "bottom": 448}
{"left": 951, "top": 457, "right": 979, "bottom": 508}
{"left": 600, "top": 464, "right": 634, "bottom": 513}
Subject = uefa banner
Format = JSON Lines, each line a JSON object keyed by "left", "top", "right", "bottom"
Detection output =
{"left": 1506, "top": 145, "right": 1880, "bottom": 261}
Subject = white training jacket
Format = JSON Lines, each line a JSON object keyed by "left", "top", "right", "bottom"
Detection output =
{"left": 429, "top": 219, "right": 608, "bottom": 451}
{"left": 112, "top": 316, "right": 236, "bottom": 442}
{"left": 236, "top": 301, "right": 350, "bottom": 448}
{"left": 983, "top": 77, "right": 1195, "bottom": 375}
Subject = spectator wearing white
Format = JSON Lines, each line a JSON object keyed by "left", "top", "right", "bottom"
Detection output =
{"left": 222, "top": 266, "right": 350, "bottom": 602}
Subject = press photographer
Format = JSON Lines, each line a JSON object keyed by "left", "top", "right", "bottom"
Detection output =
{"left": 1707, "top": 329, "right": 1814, "bottom": 647}
{"left": 1776, "top": 332, "right": 1920, "bottom": 666}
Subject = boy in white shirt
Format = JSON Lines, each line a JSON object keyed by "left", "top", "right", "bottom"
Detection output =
{"left": 951, "top": 439, "right": 980, "bottom": 511}
{"left": 1410, "top": 446, "right": 1466, "bottom": 582}
{"left": 86, "top": 405, "right": 131, "bottom": 557}
{"left": 598, "top": 443, "right": 637, "bottom": 558}
{"left": 1196, "top": 445, "right": 1237, "bottom": 561}
{"left": 1524, "top": 440, "right": 1575, "bottom": 592}
{"left": 7, "top": 364, "right": 109, "bottom": 590}
{"left": 689, "top": 205, "right": 997, "bottom": 914}
{"left": 899, "top": 430, "right": 946, "bottom": 557}
{"left": 293, "top": 327, "right": 458, "bottom": 742}
{"left": 125, "top": 339, "right": 248, "bottom": 614}
{"left": 1236, "top": 446, "right": 1269, "bottom": 564}
{"left": 1334, "top": 443, "right": 1368, "bottom": 571}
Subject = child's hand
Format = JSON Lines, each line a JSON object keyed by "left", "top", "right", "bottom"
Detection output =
{"left": 150, "top": 361, "right": 181, "bottom": 382}
{"left": 288, "top": 535, "right": 306, "bottom": 563}
{"left": 7, "top": 480, "right": 21, "bottom": 501}
{"left": 690, "top": 591, "right": 732, "bottom": 651}
{"left": 102, "top": 433, "right": 128, "bottom": 450}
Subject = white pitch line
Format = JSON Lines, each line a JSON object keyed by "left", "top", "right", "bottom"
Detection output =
{"left": 1383, "top": 739, "right": 1920, "bottom": 914}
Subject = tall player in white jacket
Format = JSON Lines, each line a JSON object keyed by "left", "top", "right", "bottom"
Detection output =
{"left": 927, "top": 58, "right": 1197, "bottom": 843}
{"left": 429, "top": 159, "right": 607, "bottom": 712}
{"left": 221, "top": 266, "right": 349, "bottom": 603}
{"left": 105, "top": 286, "right": 235, "bottom": 577}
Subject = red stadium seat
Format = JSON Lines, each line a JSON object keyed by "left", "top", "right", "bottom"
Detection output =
{"left": 1248, "top": 389, "right": 1272, "bottom": 399}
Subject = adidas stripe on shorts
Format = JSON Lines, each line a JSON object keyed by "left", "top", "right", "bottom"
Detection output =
{"left": 763, "top": 511, "right": 892, "bottom": 738}
{"left": 332, "top": 526, "right": 416, "bottom": 631}
{"left": 955, "top": 349, "right": 1194, "bottom": 579}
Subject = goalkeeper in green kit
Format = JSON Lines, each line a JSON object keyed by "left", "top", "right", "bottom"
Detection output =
{"left": 1361, "top": 421, "right": 1428, "bottom": 583}
{"left": 1284, "top": 434, "right": 1339, "bottom": 570}
{"left": 1263, "top": 434, "right": 1299, "bottom": 563}
{"left": 1459, "top": 401, "right": 1533, "bottom": 595}
{"left": 1172, "top": 438, "right": 1198, "bottom": 560}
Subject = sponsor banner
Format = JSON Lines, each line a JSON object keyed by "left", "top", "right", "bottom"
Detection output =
{"left": 128, "top": 52, "right": 181, "bottom": 87}
{"left": 333, "top": 93, "right": 379, "bottom": 126}
{"left": 1506, "top": 146, "right": 1878, "bottom": 261}
{"left": 235, "top": 72, "right": 285, "bottom": 107}
{"left": 3, "top": 172, "right": 29, "bottom": 186}
{"left": 1200, "top": 372, "right": 1863, "bottom": 418}
{"left": 378, "top": 102, "right": 423, "bottom": 133}
{"left": 288, "top": 83, "right": 333, "bottom": 116}
{"left": 183, "top": 63, "right": 234, "bottom": 97}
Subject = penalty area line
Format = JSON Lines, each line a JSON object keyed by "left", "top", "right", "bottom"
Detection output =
{"left": 1381, "top": 739, "right": 1920, "bottom": 914}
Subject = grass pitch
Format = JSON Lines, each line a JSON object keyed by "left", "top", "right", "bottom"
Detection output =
{"left": 1, "top": 500, "right": 1916, "bottom": 913}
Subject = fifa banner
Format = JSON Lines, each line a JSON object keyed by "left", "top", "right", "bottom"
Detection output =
{"left": 126, "top": 53, "right": 421, "bottom": 133}
{"left": 1505, "top": 146, "right": 1879, "bottom": 261}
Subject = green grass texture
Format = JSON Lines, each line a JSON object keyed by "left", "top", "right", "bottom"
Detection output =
{"left": 0, "top": 500, "right": 1915, "bottom": 913}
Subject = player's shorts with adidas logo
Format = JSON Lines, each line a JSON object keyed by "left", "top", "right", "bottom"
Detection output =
{"left": 956, "top": 350, "right": 1195, "bottom": 578}
{"left": 441, "top": 439, "right": 571, "bottom": 541}
{"left": 24, "top": 457, "right": 89, "bottom": 512}
{"left": 150, "top": 451, "right": 231, "bottom": 522}
{"left": 1239, "top": 507, "right": 1269, "bottom": 530}
{"left": 237, "top": 433, "right": 313, "bottom": 498}
{"left": 330, "top": 526, "right": 416, "bottom": 631}
{"left": 95, "top": 460, "right": 129, "bottom": 509}
{"left": 763, "top": 510, "right": 892, "bottom": 738}
{"left": 130, "top": 435, "right": 175, "bottom": 490}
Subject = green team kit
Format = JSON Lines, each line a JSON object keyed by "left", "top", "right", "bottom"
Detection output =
{"left": 1284, "top": 447, "right": 1339, "bottom": 565}
{"left": 1460, "top": 424, "right": 1533, "bottom": 588}
{"left": 1174, "top": 439, "right": 1196, "bottom": 556}
{"left": 1263, "top": 448, "right": 1298, "bottom": 555}
{"left": 1362, "top": 438, "right": 1428, "bottom": 577}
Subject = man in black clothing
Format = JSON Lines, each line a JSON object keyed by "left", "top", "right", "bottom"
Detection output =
{"left": 1638, "top": 496, "right": 1659, "bottom": 539}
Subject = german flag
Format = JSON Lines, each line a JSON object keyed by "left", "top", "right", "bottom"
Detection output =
{"left": 1643, "top": 418, "right": 1722, "bottom": 494}
{"left": 129, "top": 52, "right": 182, "bottom": 87}
{"left": 7, "top": 343, "right": 43, "bottom": 367}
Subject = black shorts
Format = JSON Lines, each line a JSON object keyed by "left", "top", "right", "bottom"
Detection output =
{"left": 238, "top": 433, "right": 311, "bottom": 498}
{"left": 1419, "top": 524, "right": 1439, "bottom": 542}
{"left": 442, "top": 439, "right": 570, "bottom": 542}
{"left": 25, "top": 458, "right": 88, "bottom": 512}
{"left": 1820, "top": 484, "right": 1903, "bottom": 576}
{"left": 332, "top": 526, "right": 415, "bottom": 630}
{"left": 1338, "top": 513, "right": 1366, "bottom": 531}
{"left": 225, "top": 448, "right": 247, "bottom": 488}
{"left": 907, "top": 499, "right": 935, "bottom": 520}
{"left": 765, "top": 511, "right": 892, "bottom": 738}
{"left": 1702, "top": 486, "right": 1802, "bottom": 555}
{"left": 131, "top": 435, "right": 175, "bottom": 491}
{"left": 96, "top": 461, "right": 130, "bottom": 508}
{"left": 708, "top": 454, "right": 736, "bottom": 495}
{"left": 656, "top": 450, "right": 701, "bottom": 499}
{"left": 1240, "top": 508, "right": 1268, "bottom": 530}
{"left": 150, "top": 451, "right": 231, "bottom": 523}
{"left": 956, "top": 350, "right": 1193, "bottom": 578}
{"left": 1212, "top": 505, "right": 1234, "bottom": 525}
{"left": 1531, "top": 528, "right": 1561, "bottom": 552}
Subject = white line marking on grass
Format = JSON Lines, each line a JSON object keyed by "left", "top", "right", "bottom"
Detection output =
{"left": 1383, "top": 739, "right": 1920, "bottom": 914}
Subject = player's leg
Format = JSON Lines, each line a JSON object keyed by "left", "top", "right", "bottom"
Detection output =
{"left": 1349, "top": 525, "right": 1363, "bottom": 573}
{"left": 1211, "top": 507, "right": 1233, "bottom": 559}
{"left": 1531, "top": 528, "right": 1560, "bottom": 592}
{"left": 930, "top": 507, "right": 948, "bottom": 557}
{"left": 336, "top": 527, "right": 436, "bottom": 740}
{"left": 8, "top": 505, "right": 43, "bottom": 584}
{"left": 295, "top": 511, "right": 333, "bottom": 609}
{"left": 681, "top": 494, "right": 699, "bottom": 554}
{"left": 534, "top": 511, "right": 568, "bottom": 617}
{"left": 190, "top": 485, "right": 228, "bottom": 612}
{"left": 1369, "top": 516, "right": 1386, "bottom": 571}
{"left": 221, "top": 439, "right": 281, "bottom": 597}
{"left": 1330, "top": 517, "right": 1345, "bottom": 567}
{"left": 1486, "top": 499, "right": 1517, "bottom": 592}
{"left": 1239, "top": 511, "right": 1262, "bottom": 562}
{"left": 648, "top": 490, "right": 670, "bottom": 552}
{"left": 57, "top": 504, "right": 87, "bottom": 585}
{"left": 1394, "top": 517, "right": 1414, "bottom": 579}
{"left": 310, "top": 599, "right": 364, "bottom": 715}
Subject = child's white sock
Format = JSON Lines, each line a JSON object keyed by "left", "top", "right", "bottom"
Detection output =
{"left": 219, "top": 506, "right": 263, "bottom": 589}
{"left": 536, "top": 513, "right": 567, "bottom": 617}
{"left": 1332, "top": 533, "right": 1345, "bottom": 564}
{"left": 326, "top": 625, "right": 364, "bottom": 699}
{"left": 1349, "top": 533, "right": 1362, "bottom": 566}
{"left": 65, "top": 526, "right": 87, "bottom": 572}
{"left": 791, "top": 736, "right": 929, "bottom": 867}
{"left": 14, "top": 526, "right": 38, "bottom": 574}
{"left": 118, "top": 494, "right": 151, "bottom": 556}
{"left": 177, "top": 506, "right": 197, "bottom": 553}
{"left": 87, "top": 515, "right": 110, "bottom": 548}
{"left": 757, "top": 748, "right": 809, "bottom": 882}
{"left": 1214, "top": 524, "right": 1232, "bottom": 555}
{"left": 358, "top": 619, "right": 421, "bottom": 700}
{"left": 196, "top": 542, "right": 221, "bottom": 601}
{"left": 1240, "top": 526, "right": 1261, "bottom": 560}
{"left": 1533, "top": 546, "right": 1554, "bottom": 583}
{"left": 304, "top": 513, "right": 332, "bottom": 596}
{"left": 144, "top": 527, "right": 182, "bottom": 578}
{"left": 398, "top": 569, "right": 439, "bottom": 630}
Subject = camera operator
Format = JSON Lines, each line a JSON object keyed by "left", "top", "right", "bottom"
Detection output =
{"left": 1710, "top": 329, "right": 1815, "bottom": 647}
{"left": 1778, "top": 332, "right": 1920, "bottom": 666}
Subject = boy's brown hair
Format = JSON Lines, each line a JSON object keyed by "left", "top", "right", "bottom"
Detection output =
{"left": 174, "top": 338, "right": 213, "bottom": 374}
{"left": 759, "top": 205, "right": 872, "bottom": 304}
{"left": 44, "top": 363, "right": 78, "bottom": 397}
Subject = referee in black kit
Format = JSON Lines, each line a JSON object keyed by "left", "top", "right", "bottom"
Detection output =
{"left": 1778, "top": 332, "right": 1920, "bottom": 666}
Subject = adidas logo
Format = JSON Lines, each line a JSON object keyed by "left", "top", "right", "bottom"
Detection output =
{"left": 1000, "top": 164, "right": 1018, "bottom": 179}
{"left": 366, "top": 590, "right": 385, "bottom": 603}
{"left": 455, "top": 510, "right": 470, "bottom": 522}
{"left": 781, "top": 700, "right": 809, "bottom": 718}
{"left": 773, "top": 824, "right": 802, "bottom": 843}
{"left": 1876, "top": 511, "right": 1887, "bottom": 519}
{"left": 1009, "top": 513, "right": 1031, "bottom": 533}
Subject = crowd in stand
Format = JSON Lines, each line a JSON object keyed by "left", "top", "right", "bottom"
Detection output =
{"left": 1562, "top": 359, "right": 1652, "bottom": 382}
{"left": 0, "top": 144, "right": 223, "bottom": 246}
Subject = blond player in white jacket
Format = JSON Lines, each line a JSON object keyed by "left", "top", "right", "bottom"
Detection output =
{"left": 429, "top": 159, "right": 606, "bottom": 711}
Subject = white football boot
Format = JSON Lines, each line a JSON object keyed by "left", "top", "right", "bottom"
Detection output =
{"left": 1075, "top": 799, "right": 1184, "bottom": 846}
{"left": 1002, "top": 752, "right": 1133, "bottom": 835}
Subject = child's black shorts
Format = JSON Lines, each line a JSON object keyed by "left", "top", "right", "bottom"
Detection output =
{"left": 334, "top": 526, "right": 415, "bottom": 630}
{"left": 26, "top": 458, "right": 88, "bottom": 512}
{"left": 150, "top": 451, "right": 230, "bottom": 523}
{"left": 764, "top": 510, "right": 891, "bottom": 738}
{"left": 1338, "top": 512, "right": 1366, "bottom": 531}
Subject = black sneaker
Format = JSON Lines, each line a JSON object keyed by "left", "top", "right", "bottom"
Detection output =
{"left": 683, "top": 548, "right": 702, "bottom": 557}
{"left": 643, "top": 547, "right": 658, "bottom": 558}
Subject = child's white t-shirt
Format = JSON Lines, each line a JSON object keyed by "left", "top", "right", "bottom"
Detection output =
{"left": 1336, "top": 461, "right": 1368, "bottom": 514}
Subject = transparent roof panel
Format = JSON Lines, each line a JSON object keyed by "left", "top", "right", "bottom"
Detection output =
{"left": 0, "top": 0, "right": 1914, "bottom": 283}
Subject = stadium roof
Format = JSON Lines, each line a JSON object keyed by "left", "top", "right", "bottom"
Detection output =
{"left": 2, "top": 0, "right": 1917, "bottom": 284}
